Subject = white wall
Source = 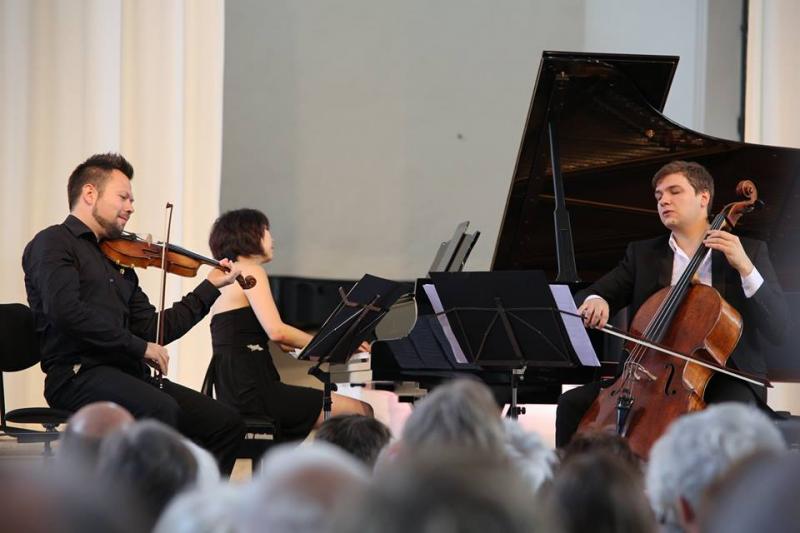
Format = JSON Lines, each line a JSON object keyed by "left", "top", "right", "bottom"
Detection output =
{"left": 221, "top": 0, "right": 743, "bottom": 281}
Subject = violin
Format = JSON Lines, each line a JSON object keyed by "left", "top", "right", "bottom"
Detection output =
{"left": 576, "top": 180, "right": 764, "bottom": 458}
{"left": 100, "top": 231, "right": 257, "bottom": 290}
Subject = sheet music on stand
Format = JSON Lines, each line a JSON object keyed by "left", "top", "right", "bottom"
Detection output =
{"left": 548, "top": 284, "right": 599, "bottom": 367}
{"left": 421, "top": 282, "right": 598, "bottom": 369}
{"left": 298, "top": 273, "right": 407, "bottom": 419}
{"left": 428, "top": 270, "right": 598, "bottom": 418}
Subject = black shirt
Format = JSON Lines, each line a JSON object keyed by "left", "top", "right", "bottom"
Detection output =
{"left": 22, "top": 215, "right": 220, "bottom": 397}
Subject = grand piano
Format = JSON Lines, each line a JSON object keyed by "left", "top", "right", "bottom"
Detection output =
{"left": 370, "top": 51, "right": 800, "bottom": 403}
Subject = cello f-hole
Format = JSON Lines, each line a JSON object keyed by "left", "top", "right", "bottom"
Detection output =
{"left": 663, "top": 363, "right": 677, "bottom": 395}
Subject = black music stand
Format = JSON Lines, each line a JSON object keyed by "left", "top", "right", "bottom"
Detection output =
{"left": 430, "top": 270, "right": 587, "bottom": 418}
{"left": 299, "top": 274, "right": 406, "bottom": 420}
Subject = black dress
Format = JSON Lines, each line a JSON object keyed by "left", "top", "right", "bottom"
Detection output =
{"left": 210, "top": 306, "right": 322, "bottom": 440}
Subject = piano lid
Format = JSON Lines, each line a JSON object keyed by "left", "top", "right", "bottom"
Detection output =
{"left": 492, "top": 51, "right": 800, "bottom": 290}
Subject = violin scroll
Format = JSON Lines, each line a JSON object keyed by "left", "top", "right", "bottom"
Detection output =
{"left": 220, "top": 266, "right": 257, "bottom": 290}
{"left": 238, "top": 275, "right": 257, "bottom": 289}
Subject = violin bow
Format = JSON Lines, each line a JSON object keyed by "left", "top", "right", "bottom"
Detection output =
{"left": 154, "top": 202, "right": 174, "bottom": 389}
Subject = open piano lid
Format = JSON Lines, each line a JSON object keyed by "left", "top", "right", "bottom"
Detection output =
{"left": 492, "top": 51, "right": 800, "bottom": 290}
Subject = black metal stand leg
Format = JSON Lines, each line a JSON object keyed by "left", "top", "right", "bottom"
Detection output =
{"left": 323, "top": 383, "right": 332, "bottom": 421}
{"left": 507, "top": 368, "right": 527, "bottom": 420}
{"left": 322, "top": 381, "right": 338, "bottom": 421}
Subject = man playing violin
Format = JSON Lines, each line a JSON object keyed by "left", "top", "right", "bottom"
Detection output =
{"left": 22, "top": 153, "right": 245, "bottom": 475}
{"left": 555, "top": 160, "right": 788, "bottom": 448}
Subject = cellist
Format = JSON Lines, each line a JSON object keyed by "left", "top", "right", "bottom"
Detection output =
{"left": 555, "top": 160, "right": 788, "bottom": 448}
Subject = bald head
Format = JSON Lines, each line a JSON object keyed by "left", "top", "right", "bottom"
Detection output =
{"left": 67, "top": 402, "right": 134, "bottom": 439}
{"left": 60, "top": 402, "right": 134, "bottom": 467}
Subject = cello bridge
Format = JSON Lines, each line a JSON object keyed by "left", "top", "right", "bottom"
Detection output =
{"left": 629, "top": 362, "right": 657, "bottom": 382}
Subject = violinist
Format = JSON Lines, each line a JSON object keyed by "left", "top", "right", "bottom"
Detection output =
{"left": 555, "top": 160, "right": 788, "bottom": 448}
{"left": 22, "top": 153, "right": 245, "bottom": 475}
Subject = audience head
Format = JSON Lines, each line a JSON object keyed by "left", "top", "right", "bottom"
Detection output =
{"left": 645, "top": 403, "right": 785, "bottom": 533}
{"left": 560, "top": 430, "right": 642, "bottom": 473}
{"left": 546, "top": 452, "right": 655, "bottom": 533}
{"left": 241, "top": 442, "right": 370, "bottom": 533}
{"left": 332, "top": 449, "right": 550, "bottom": 533}
{"left": 154, "top": 482, "right": 243, "bottom": 533}
{"left": 315, "top": 414, "right": 392, "bottom": 468}
{"left": 59, "top": 401, "right": 134, "bottom": 469}
{"left": 182, "top": 438, "right": 221, "bottom": 488}
{"left": 402, "top": 378, "right": 504, "bottom": 453}
{"left": 701, "top": 452, "right": 799, "bottom": 533}
{"left": 503, "top": 419, "right": 557, "bottom": 493}
{"left": 96, "top": 419, "right": 199, "bottom": 528}
{"left": 0, "top": 466, "right": 145, "bottom": 533}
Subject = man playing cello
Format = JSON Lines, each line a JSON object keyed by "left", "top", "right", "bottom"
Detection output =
{"left": 555, "top": 160, "right": 788, "bottom": 448}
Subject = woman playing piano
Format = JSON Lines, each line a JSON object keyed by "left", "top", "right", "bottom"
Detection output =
{"left": 208, "top": 208, "right": 373, "bottom": 440}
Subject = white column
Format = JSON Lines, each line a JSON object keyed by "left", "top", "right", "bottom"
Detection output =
{"left": 746, "top": 0, "right": 800, "bottom": 414}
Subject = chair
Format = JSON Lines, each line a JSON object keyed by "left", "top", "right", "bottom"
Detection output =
{"left": 0, "top": 303, "right": 72, "bottom": 455}
{"left": 201, "top": 358, "right": 280, "bottom": 464}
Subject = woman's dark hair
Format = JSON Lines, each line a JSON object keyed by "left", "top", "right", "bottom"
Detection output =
{"left": 209, "top": 208, "right": 270, "bottom": 260}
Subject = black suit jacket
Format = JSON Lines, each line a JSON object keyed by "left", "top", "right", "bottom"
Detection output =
{"left": 576, "top": 235, "right": 788, "bottom": 378}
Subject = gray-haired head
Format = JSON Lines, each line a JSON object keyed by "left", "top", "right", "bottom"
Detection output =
{"left": 402, "top": 378, "right": 504, "bottom": 453}
{"left": 331, "top": 449, "right": 550, "bottom": 533}
{"left": 645, "top": 403, "right": 786, "bottom": 532}
{"left": 96, "top": 420, "right": 199, "bottom": 529}
{"left": 240, "top": 442, "right": 370, "bottom": 533}
{"left": 182, "top": 439, "right": 221, "bottom": 489}
{"left": 153, "top": 482, "right": 243, "bottom": 533}
{"left": 503, "top": 419, "right": 557, "bottom": 493}
{"left": 702, "top": 452, "right": 799, "bottom": 533}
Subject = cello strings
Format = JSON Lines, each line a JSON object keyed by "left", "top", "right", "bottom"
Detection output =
{"left": 624, "top": 210, "right": 727, "bottom": 370}
{"left": 644, "top": 212, "right": 726, "bottom": 343}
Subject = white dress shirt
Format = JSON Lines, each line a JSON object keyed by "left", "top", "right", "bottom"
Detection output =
{"left": 667, "top": 234, "right": 763, "bottom": 297}
{"left": 585, "top": 234, "right": 764, "bottom": 305}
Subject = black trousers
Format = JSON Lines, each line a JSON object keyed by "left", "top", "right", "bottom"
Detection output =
{"left": 555, "top": 373, "right": 763, "bottom": 448}
{"left": 47, "top": 365, "right": 246, "bottom": 475}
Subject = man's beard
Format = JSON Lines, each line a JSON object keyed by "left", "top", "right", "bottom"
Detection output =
{"left": 92, "top": 205, "right": 124, "bottom": 240}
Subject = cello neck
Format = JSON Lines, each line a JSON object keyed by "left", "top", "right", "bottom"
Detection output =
{"left": 642, "top": 211, "right": 728, "bottom": 343}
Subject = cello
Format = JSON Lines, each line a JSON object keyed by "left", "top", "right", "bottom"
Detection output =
{"left": 576, "top": 180, "right": 767, "bottom": 458}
